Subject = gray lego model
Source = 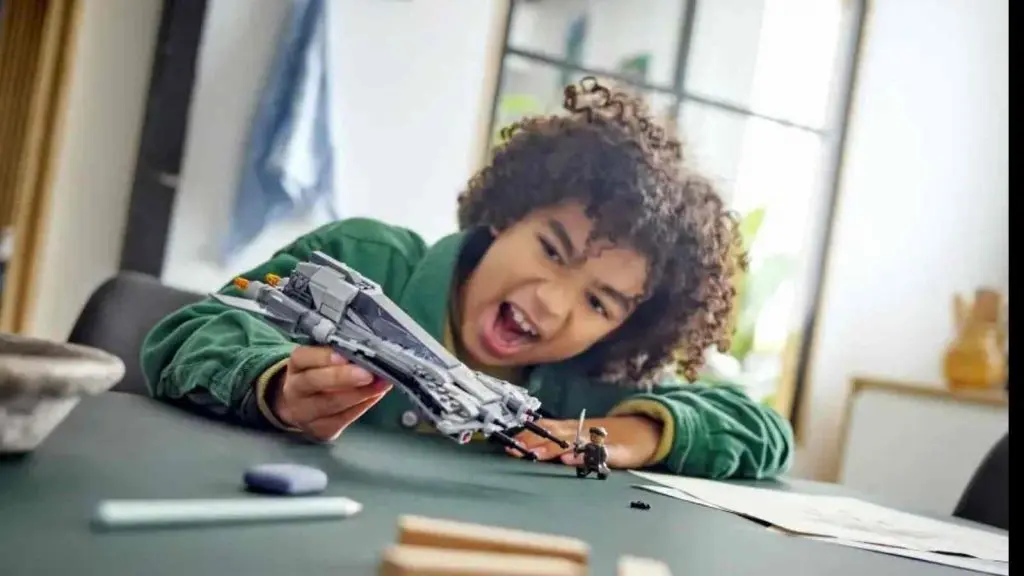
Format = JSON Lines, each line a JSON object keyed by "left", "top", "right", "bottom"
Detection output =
{"left": 210, "top": 251, "right": 569, "bottom": 459}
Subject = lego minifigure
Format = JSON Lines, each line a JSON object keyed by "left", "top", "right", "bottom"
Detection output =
{"left": 572, "top": 410, "right": 610, "bottom": 480}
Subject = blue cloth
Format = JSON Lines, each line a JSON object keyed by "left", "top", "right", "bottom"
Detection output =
{"left": 220, "top": 0, "right": 338, "bottom": 265}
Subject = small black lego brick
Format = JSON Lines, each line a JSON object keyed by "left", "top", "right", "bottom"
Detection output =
{"left": 630, "top": 500, "right": 650, "bottom": 510}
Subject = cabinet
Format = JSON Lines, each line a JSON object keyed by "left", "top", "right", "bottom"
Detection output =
{"left": 837, "top": 378, "right": 1008, "bottom": 516}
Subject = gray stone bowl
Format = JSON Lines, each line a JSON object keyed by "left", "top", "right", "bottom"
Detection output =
{"left": 0, "top": 332, "right": 125, "bottom": 454}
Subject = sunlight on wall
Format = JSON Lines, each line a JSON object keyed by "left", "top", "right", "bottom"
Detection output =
{"left": 734, "top": 0, "right": 845, "bottom": 354}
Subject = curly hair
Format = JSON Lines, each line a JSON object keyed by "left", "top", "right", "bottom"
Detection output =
{"left": 457, "top": 77, "right": 746, "bottom": 385}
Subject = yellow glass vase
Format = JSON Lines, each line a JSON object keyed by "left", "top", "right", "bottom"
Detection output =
{"left": 943, "top": 289, "right": 1007, "bottom": 391}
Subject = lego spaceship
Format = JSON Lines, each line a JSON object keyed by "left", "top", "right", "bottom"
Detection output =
{"left": 210, "top": 251, "right": 568, "bottom": 459}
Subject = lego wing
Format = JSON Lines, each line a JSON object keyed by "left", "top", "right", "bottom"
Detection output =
{"left": 210, "top": 293, "right": 293, "bottom": 325}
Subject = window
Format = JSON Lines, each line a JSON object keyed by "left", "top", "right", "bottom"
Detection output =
{"left": 487, "top": 0, "right": 866, "bottom": 427}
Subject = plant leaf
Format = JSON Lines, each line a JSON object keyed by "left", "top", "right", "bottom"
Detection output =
{"left": 738, "top": 207, "right": 766, "bottom": 253}
{"left": 730, "top": 254, "right": 797, "bottom": 360}
{"left": 737, "top": 255, "right": 797, "bottom": 329}
{"left": 731, "top": 328, "right": 755, "bottom": 361}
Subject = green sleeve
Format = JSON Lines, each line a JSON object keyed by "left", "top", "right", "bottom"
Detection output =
{"left": 139, "top": 218, "right": 427, "bottom": 426}
{"left": 608, "top": 380, "right": 794, "bottom": 480}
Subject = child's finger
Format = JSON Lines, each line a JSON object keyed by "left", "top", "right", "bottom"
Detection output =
{"left": 308, "top": 381, "right": 390, "bottom": 420}
{"left": 513, "top": 420, "right": 574, "bottom": 447}
{"left": 510, "top": 433, "right": 549, "bottom": 453}
{"left": 291, "top": 364, "right": 375, "bottom": 395}
{"left": 531, "top": 444, "right": 567, "bottom": 461}
{"left": 512, "top": 430, "right": 541, "bottom": 449}
{"left": 560, "top": 452, "right": 583, "bottom": 466}
{"left": 504, "top": 445, "right": 551, "bottom": 459}
{"left": 304, "top": 392, "right": 387, "bottom": 442}
{"left": 504, "top": 443, "right": 563, "bottom": 461}
{"left": 507, "top": 419, "right": 577, "bottom": 460}
{"left": 289, "top": 346, "right": 338, "bottom": 371}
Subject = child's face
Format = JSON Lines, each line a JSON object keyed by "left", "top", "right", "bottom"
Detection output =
{"left": 457, "top": 201, "right": 649, "bottom": 368}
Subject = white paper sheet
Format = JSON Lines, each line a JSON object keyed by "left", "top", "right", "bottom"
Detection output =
{"left": 630, "top": 471, "right": 1008, "bottom": 564}
{"left": 634, "top": 484, "right": 726, "bottom": 510}
{"left": 804, "top": 535, "right": 1009, "bottom": 576}
{"left": 634, "top": 485, "right": 1008, "bottom": 575}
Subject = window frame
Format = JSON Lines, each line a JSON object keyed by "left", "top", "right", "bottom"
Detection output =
{"left": 483, "top": 0, "right": 869, "bottom": 436}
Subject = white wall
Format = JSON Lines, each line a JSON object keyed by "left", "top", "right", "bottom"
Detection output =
{"left": 162, "top": 0, "right": 502, "bottom": 294}
{"left": 795, "top": 0, "right": 1009, "bottom": 482}
{"left": 27, "top": 0, "right": 162, "bottom": 340}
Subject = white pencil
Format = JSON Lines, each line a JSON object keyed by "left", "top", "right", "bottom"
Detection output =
{"left": 93, "top": 496, "right": 363, "bottom": 529}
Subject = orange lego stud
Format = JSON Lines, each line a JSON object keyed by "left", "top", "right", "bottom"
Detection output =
{"left": 264, "top": 273, "right": 281, "bottom": 287}
{"left": 233, "top": 277, "right": 249, "bottom": 291}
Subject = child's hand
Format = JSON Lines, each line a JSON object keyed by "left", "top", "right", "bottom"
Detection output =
{"left": 271, "top": 346, "right": 392, "bottom": 442}
{"left": 508, "top": 416, "right": 662, "bottom": 469}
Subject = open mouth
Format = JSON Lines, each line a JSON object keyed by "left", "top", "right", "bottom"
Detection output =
{"left": 480, "top": 301, "right": 540, "bottom": 359}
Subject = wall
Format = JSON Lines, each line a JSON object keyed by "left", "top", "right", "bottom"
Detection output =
{"left": 795, "top": 0, "right": 1009, "bottom": 482}
{"left": 27, "top": 0, "right": 162, "bottom": 340}
{"left": 162, "top": 0, "right": 502, "bottom": 294}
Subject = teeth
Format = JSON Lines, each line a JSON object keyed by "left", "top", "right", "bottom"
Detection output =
{"left": 509, "top": 304, "right": 538, "bottom": 337}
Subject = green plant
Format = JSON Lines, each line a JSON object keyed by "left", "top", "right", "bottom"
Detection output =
{"left": 729, "top": 208, "right": 796, "bottom": 361}
{"left": 491, "top": 94, "right": 543, "bottom": 146}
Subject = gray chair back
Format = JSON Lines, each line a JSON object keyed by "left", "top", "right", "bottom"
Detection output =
{"left": 67, "top": 272, "right": 204, "bottom": 395}
{"left": 953, "top": 432, "right": 1008, "bottom": 531}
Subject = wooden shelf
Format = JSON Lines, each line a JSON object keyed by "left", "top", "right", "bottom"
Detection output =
{"left": 850, "top": 376, "right": 1007, "bottom": 408}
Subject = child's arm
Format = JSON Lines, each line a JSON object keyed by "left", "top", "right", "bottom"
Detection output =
{"left": 607, "top": 381, "right": 794, "bottom": 480}
{"left": 139, "top": 218, "right": 426, "bottom": 428}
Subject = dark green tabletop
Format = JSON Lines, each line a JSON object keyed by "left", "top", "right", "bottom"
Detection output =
{"left": 0, "top": 393, "right": 985, "bottom": 576}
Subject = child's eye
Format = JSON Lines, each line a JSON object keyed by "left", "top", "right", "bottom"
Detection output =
{"left": 587, "top": 293, "right": 609, "bottom": 318}
{"left": 539, "top": 237, "right": 565, "bottom": 264}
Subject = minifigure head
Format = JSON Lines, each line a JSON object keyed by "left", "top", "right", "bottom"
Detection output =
{"left": 455, "top": 77, "right": 745, "bottom": 386}
{"left": 589, "top": 426, "right": 608, "bottom": 445}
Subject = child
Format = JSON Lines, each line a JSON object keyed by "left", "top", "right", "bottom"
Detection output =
{"left": 141, "top": 77, "right": 793, "bottom": 480}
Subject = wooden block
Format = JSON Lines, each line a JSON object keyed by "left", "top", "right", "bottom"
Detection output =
{"left": 617, "top": 555, "right": 672, "bottom": 576}
{"left": 379, "top": 544, "right": 586, "bottom": 576}
{"left": 396, "top": 515, "right": 589, "bottom": 566}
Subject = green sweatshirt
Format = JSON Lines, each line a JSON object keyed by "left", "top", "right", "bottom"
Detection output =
{"left": 140, "top": 217, "right": 793, "bottom": 479}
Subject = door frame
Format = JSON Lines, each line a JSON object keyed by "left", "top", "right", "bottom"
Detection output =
{"left": 118, "top": 0, "right": 208, "bottom": 277}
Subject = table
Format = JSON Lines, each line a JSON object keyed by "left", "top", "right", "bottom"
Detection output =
{"left": 0, "top": 393, "right": 987, "bottom": 576}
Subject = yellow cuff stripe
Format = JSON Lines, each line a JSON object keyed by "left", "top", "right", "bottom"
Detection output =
{"left": 608, "top": 398, "right": 675, "bottom": 466}
{"left": 255, "top": 359, "right": 301, "bottom": 432}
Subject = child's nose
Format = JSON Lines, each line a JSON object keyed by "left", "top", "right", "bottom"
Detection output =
{"left": 533, "top": 281, "right": 572, "bottom": 325}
